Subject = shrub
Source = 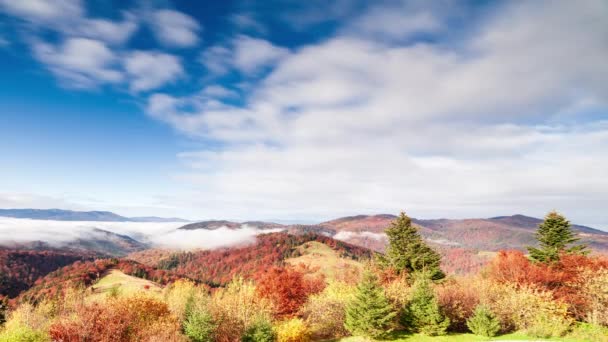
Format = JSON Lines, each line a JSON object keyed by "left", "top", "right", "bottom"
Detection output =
{"left": 568, "top": 322, "right": 608, "bottom": 342}
{"left": 466, "top": 305, "right": 500, "bottom": 337}
{"left": 0, "top": 325, "right": 49, "bottom": 342}
{"left": 209, "top": 278, "right": 273, "bottom": 342}
{"left": 0, "top": 302, "right": 50, "bottom": 342}
{"left": 525, "top": 311, "right": 570, "bottom": 338}
{"left": 274, "top": 318, "right": 310, "bottom": 342}
{"left": 382, "top": 273, "right": 411, "bottom": 311}
{"left": 301, "top": 281, "right": 356, "bottom": 340}
{"left": 436, "top": 277, "right": 480, "bottom": 332}
{"left": 403, "top": 274, "right": 449, "bottom": 336}
{"left": 164, "top": 279, "right": 200, "bottom": 321}
{"left": 579, "top": 268, "right": 608, "bottom": 326}
{"left": 483, "top": 283, "right": 572, "bottom": 335}
{"left": 48, "top": 295, "right": 183, "bottom": 342}
{"left": 344, "top": 271, "right": 396, "bottom": 338}
{"left": 242, "top": 318, "right": 276, "bottom": 342}
{"left": 256, "top": 266, "right": 324, "bottom": 318}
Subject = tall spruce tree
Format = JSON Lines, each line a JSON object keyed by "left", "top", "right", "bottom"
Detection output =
{"left": 382, "top": 212, "right": 445, "bottom": 280}
{"left": 402, "top": 273, "right": 450, "bottom": 336}
{"left": 344, "top": 270, "right": 397, "bottom": 339}
{"left": 527, "top": 211, "right": 588, "bottom": 263}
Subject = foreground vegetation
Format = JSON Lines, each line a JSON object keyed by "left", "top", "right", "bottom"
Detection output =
{"left": 0, "top": 211, "right": 607, "bottom": 341}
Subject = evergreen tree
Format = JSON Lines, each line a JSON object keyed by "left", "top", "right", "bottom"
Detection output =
{"left": 344, "top": 270, "right": 397, "bottom": 338}
{"left": 241, "top": 318, "right": 276, "bottom": 342}
{"left": 183, "top": 298, "right": 216, "bottom": 342}
{"left": 466, "top": 305, "right": 500, "bottom": 337}
{"left": 382, "top": 212, "right": 445, "bottom": 280}
{"left": 527, "top": 211, "right": 588, "bottom": 263}
{"left": 403, "top": 274, "right": 449, "bottom": 336}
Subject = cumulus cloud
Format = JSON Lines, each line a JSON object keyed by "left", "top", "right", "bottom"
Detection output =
{"left": 145, "top": 0, "right": 608, "bottom": 228}
{"left": 0, "top": 0, "right": 83, "bottom": 23}
{"left": 76, "top": 13, "right": 138, "bottom": 45}
{"left": 232, "top": 35, "right": 289, "bottom": 74}
{"left": 150, "top": 9, "right": 200, "bottom": 48}
{"left": 199, "top": 36, "right": 288, "bottom": 76}
{"left": 0, "top": 218, "right": 281, "bottom": 250}
{"left": 32, "top": 37, "right": 123, "bottom": 88}
{"left": 124, "top": 51, "right": 184, "bottom": 92}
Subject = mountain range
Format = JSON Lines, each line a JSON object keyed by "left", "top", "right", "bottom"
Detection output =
{"left": 0, "top": 208, "right": 188, "bottom": 222}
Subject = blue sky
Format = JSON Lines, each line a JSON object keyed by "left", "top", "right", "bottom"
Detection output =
{"left": 0, "top": 0, "right": 607, "bottom": 227}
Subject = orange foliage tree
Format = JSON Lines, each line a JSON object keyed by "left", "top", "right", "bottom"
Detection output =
{"left": 49, "top": 296, "right": 183, "bottom": 342}
{"left": 256, "top": 266, "right": 325, "bottom": 318}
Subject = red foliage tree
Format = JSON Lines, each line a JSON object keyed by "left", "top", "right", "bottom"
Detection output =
{"left": 256, "top": 266, "right": 325, "bottom": 318}
{"left": 486, "top": 250, "right": 608, "bottom": 319}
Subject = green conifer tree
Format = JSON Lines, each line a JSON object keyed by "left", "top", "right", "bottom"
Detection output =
{"left": 382, "top": 212, "right": 445, "bottom": 280}
{"left": 466, "top": 305, "right": 500, "bottom": 337}
{"left": 403, "top": 274, "right": 449, "bottom": 336}
{"left": 241, "top": 318, "right": 276, "bottom": 342}
{"left": 344, "top": 270, "right": 397, "bottom": 339}
{"left": 183, "top": 295, "right": 216, "bottom": 342}
{"left": 527, "top": 211, "right": 588, "bottom": 263}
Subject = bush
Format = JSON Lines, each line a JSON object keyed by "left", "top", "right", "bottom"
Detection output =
{"left": 436, "top": 277, "right": 480, "bottom": 332}
{"left": 209, "top": 278, "right": 273, "bottom": 342}
{"left": 274, "top": 318, "right": 310, "bottom": 342}
{"left": 0, "top": 325, "right": 49, "bottom": 342}
{"left": 483, "top": 283, "right": 572, "bottom": 335}
{"left": 300, "top": 281, "right": 356, "bottom": 340}
{"left": 579, "top": 268, "right": 608, "bottom": 326}
{"left": 403, "top": 274, "right": 449, "bottom": 336}
{"left": 568, "top": 322, "right": 608, "bottom": 342}
{"left": 0, "top": 302, "right": 50, "bottom": 342}
{"left": 242, "top": 318, "right": 276, "bottom": 342}
{"left": 466, "top": 305, "right": 500, "bottom": 337}
{"left": 48, "top": 295, "right": 183, "bottom": 342}
{"left": 256, "top": 266, "right": 324, "bottom": 318}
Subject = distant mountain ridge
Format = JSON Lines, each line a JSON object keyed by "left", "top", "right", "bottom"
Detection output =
{"left": 0, "top": 208, "right": 188, "bottom": 222}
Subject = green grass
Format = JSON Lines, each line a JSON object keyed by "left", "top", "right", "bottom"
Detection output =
{"left": 87, "top": 269, "right": 162, "bottom": 300}
{"left": 335, "top": 331, "right": 591, "bottom": 342}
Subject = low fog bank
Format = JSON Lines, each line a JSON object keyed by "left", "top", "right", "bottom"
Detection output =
{"left": 333, "top": 231, "right": 387, "bottom": 242}
{"left": 0, "top": 217, "right": 283, "bottom": 250}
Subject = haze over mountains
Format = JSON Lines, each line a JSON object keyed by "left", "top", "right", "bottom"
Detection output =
{"left": 0, "top": 209, "right": 188, "bottom": 222}
{"left": 1, "top": 208, "right": 606, "bottom": 261}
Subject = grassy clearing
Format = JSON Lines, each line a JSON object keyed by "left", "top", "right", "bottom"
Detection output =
{"left": 285, "top": 241, "right": 363, "bottom": 280}
{"left": 335, "top": 331, "right": 590, "bottom": 342}
{"left": 87, "top": 269, "right": 162, "bottom": 300}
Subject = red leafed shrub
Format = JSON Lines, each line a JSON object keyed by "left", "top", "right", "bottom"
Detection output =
{"left": 49, "top": 296, "right": 183, "bottom": 342}
{"left": 256, "top": 266, "right": 325, "bottom": 318}
{"left": 486, "top": 250, "right": 608, "bottom": 319}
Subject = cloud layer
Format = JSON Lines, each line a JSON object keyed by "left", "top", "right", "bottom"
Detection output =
{"left": 0, "top": 217, "right": 279, "bottom": 250}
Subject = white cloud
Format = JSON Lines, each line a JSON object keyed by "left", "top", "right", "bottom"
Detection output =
{"left": 77, "top": 12, "right": 138, "bottom": 45}
{"left": 0, "top": 0, "right": 83, "bottom": 23}
{"left": 0, "top": 1, "right": 138, "bottom": 45}
{"left": 145, "top": 0, "right": 608, "bottom": 228}
{"left": 201, "top": 85, "right": 238, "bottom": 98}
{"left": 124, "top": 51, "right": 184, "bottom": 92}
{"left": 32, "top": 37, "right": 123, "bottom": 88}
{"left": 199, "top": 36, "right": 288, "bottom": 76}
{"left": 346, "top": 2, "right": 444, "bottom": 40}
{"left": 233, "top": 35, "right": 289, "bottom": 74}
{"left": 200, "top": 45, "right": 232, "bottom": 75}
{"left": 150, "top": 9, "right": 200, "bottom": 48}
